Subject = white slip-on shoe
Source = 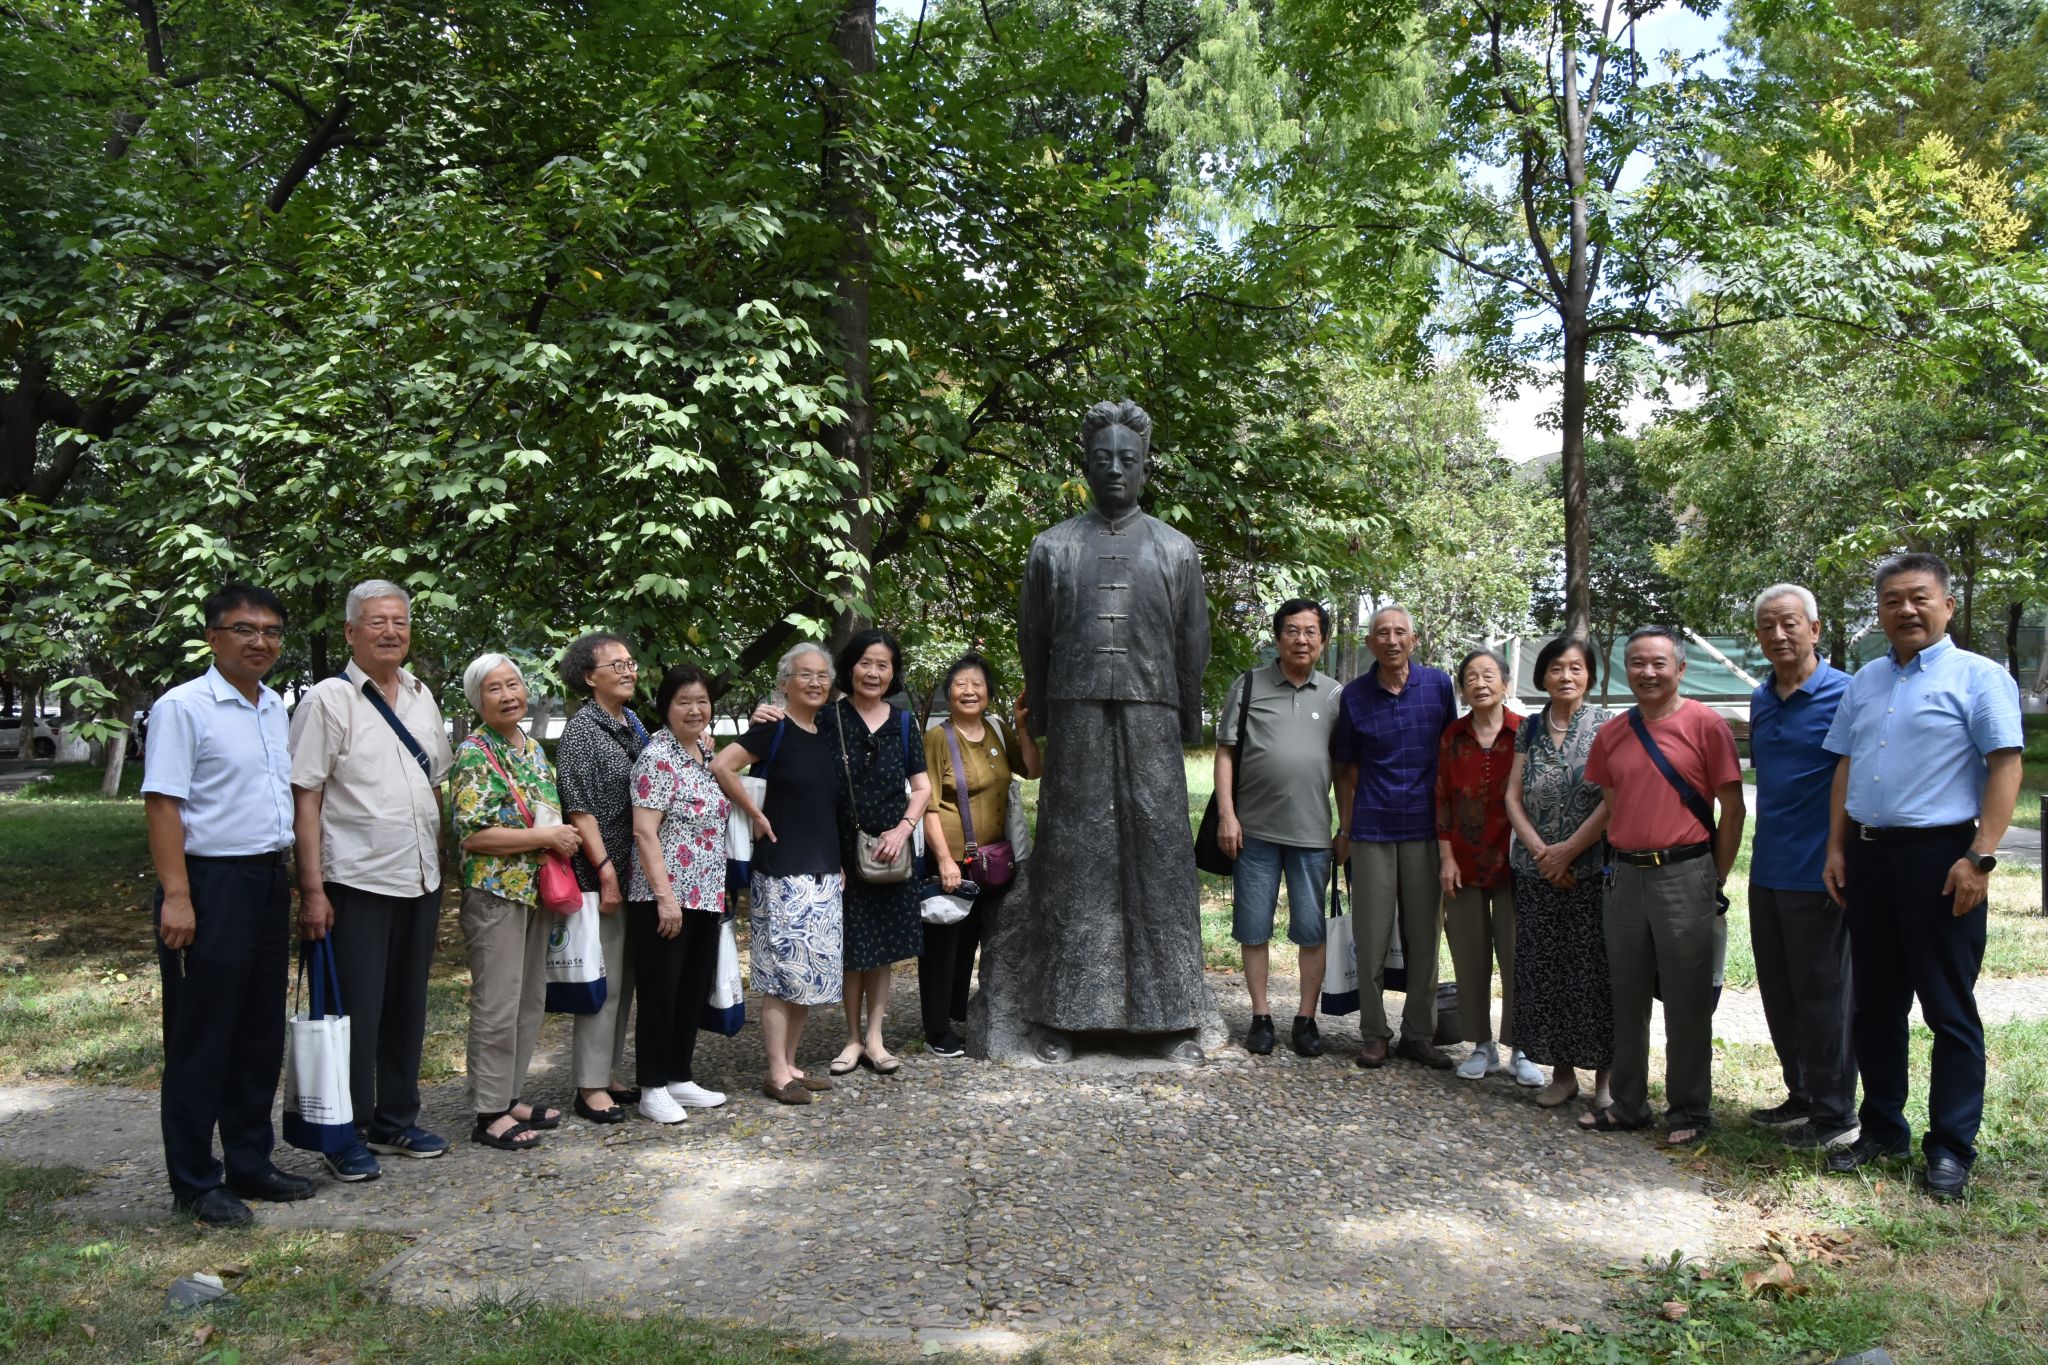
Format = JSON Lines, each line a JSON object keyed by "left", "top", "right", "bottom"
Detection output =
{"left": 666, "top": 1081, "right": 728, "bottom": 1109}
{"left": 1456, "top": 1041, "right": 1497, "bottom": 1080}
{"left": 638, "top": 1088, "right": 688, "bottom": 1124}
{"left": 1509, "top": 1050, "right": 1545, "bottom": 1087}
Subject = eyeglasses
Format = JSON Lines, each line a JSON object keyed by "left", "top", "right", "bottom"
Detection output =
{"left": 211, "top": 624, "right": 285, "bottom": 642}
{"left": 792, "top": 670, "right": 834, "bottom": 684}
{"left": 1278, "top": 626, "right": 1322, "bottom": 641}
{"left": 596, "top": 659, "right": 640, "bottom": 677}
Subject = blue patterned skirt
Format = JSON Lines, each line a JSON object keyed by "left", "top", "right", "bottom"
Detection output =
{"left": 749, "top": 872, "right": 844, "bottom": 1005}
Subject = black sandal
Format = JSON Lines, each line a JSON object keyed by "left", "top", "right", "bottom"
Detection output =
{"left": 471, "top": 1112, "right": 541, "bottom": 1150}
{"left": 510, "top": 1097, "right": 562, "bottom": 1130}
{"left": 1577, "top": 1106, "right": 1650, "bottom": 1133}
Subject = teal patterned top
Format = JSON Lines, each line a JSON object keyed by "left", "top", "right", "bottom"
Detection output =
{"left": 448, "top": 727, "right": 562, "bottom": 906}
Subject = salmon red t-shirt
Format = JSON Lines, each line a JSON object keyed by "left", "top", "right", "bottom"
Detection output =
{"left": 1585, "top": 700, "right": 1742, "bottom": 852}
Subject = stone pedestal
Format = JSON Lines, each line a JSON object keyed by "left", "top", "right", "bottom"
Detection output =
{"left": 966, "top": 861, "right": 1228, "bottom": 1070}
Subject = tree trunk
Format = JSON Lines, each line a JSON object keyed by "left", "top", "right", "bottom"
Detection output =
{"left": 2007, "top": 599, "right": 2024, "bottom": 688}
{"left": 824, "top": 0, "right": 877, "bottom": 650}
{"left": 100, "top": 684, "right": 136, "bottom": 797}
{"left": 1559, "top": 327, "right": 1592, "bottom": 643}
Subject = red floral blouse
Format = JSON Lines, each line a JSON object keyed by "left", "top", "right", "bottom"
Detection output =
{"left": 1435, "top": 711, "right": 1521, "bottom": 889}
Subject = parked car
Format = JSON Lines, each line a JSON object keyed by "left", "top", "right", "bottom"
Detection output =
{"left": 0, "top": 714, "right": 60, "bottom": 760}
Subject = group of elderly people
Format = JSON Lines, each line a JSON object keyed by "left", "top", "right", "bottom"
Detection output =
{"left": 144, "top": 552, "right": 2019, "bottom": 1224}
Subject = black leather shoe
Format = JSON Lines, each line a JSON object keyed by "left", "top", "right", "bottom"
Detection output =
{"left": 1291, "top": 1016, "right": 1324, "bottom": 1057}
{"left": 1244, "top": 1014, "right": 1276, "bottom": 1055}
{"left": 1825, "top": 1132, "right": 1911, "bottom": 1174}
{"left": 227, "top": 1168, "right": 315, "bottom": 1203}
{"left": 174, "top": 1187, "right": 254, "bottom": 1228}
{"left": 1920, "top": 1153, "right": 1968, "bottom": 1203}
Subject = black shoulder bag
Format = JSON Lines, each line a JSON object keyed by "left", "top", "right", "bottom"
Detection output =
{"left": 1625, "top": 707, "right": 1730, "bottom": 915}
{"left": 1195, "top": 669, "right": 1256, "bottom": 876}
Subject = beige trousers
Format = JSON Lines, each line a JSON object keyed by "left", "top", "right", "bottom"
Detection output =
{"left": 1349, "top": 839, "right": 1443, "bottom": 1043}
{"left": 570, "top": 904, "right": 633, "bottom": 1089}
{"left": 459, "top": 887, "right": 549, "bottom": 1114}
{"left": 1443, "top": 882, "right": 1516, "bottom": 1046}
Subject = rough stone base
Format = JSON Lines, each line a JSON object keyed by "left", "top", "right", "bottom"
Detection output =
{"left": 966, "top": 861, "right": 1229, "bottom": 1072}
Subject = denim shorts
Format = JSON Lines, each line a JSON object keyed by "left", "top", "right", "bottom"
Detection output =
{"left": 1231, "top": 835, "right": 1331, "bottom": 947}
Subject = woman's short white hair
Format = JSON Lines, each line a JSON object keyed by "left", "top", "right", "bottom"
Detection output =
{"left": 1752, "top": 583, "right": 1818, "bottom": 623}
{"left": 462, "top": 652, "right": 524, "bottom": 714}
{"left": 346, "top": 579, "right": 411, "bottom": 625}
{"left": 774, "top": 641, "right": 831, "bottom": 688}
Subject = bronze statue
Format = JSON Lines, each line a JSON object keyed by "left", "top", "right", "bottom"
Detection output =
{"left": 1010, "top": 399, "right": 1215, "bottom": 1063}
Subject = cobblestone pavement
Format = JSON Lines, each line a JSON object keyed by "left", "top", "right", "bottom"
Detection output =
{"left": 9, "top": 971, "right": 2047, "bottom": 1345}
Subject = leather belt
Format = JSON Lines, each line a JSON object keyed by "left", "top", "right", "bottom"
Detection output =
{"left": 1853, "top": 820, "right": 1976, "bottom": 844}
{"left": 1611, "top": 841, "right": 1711, "bottom": 868}
{"left": 186, "top": 850, "right": 290, "bottom": 866}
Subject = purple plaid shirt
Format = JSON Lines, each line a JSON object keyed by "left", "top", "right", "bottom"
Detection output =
{"left": 1331, "top": 663, "right": 1456, "bottom": 842}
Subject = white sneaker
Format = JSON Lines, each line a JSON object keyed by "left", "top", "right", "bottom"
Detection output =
{"left": 1509, "top": 1050, "right": 1545, "bottom": 1087}
{"left": 638, "top": 1088, "right": 688, "bottom": 1124}
{"left": 666, "top": 1081, "right": 727, "bottom": 1109}
{"left": 1456, "top": 1041, "right": 1497, "bottom": 1080}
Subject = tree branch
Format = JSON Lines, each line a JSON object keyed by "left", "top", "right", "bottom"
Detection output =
{"left": 265, "top": 94, "right": 352, "bottom": 215}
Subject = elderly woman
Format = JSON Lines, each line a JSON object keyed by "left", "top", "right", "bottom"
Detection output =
{"left": 712, "top": 642, "right": 843, "bottom": 1105}
{"left": 821, "top": 630, "right": 931, "bottom": 1077}
{"left": 1437, "top": 649, "right": 1539, "bottom": 1086}
{"left": 628, "top": 664, "right": 731, "bottom": 1123}
{"left": 448, "top": 653, "right": 587, "bottom": 1149}
{"left": 553, "top": 632, "right": 645, "bottom": 1125}
{"left": 918, "top": 653, "right": 1040, "bottom": 1058}
{"left": 1503, "top": 636, "right": 1615, "bottom": 1112}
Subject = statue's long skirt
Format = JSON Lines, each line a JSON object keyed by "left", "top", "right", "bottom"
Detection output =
{"left": 1024, "top": 699, "right": 1206, "bottom": 1033}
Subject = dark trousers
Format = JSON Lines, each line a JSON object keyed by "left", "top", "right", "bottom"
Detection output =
{"left": 156, "top": 855, "right": 290, "bottom": 1202}
{"left": 1845, "top": 831, "right": 1987, "bottom": 1167}
{"left": 1750, "top": 884, "right": 1858, "bottom": 1130}
{"left": 628, "top": 902, "right": 721, "bottom": 1088}
{"left": 917, "top": 883, "right": 1005, "bottom": 1043}
{"left": 325, "top": 881, "right": 441, "bottom": 1141}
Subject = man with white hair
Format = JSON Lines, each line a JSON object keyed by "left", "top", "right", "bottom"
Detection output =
{"left": 1747, "top": 584, "right": 1858, "bottom": 1150}
{"left": 290, "top": 579, "right": 456, "bottom": 1182}
{"left": 1331, "top": 604, "right": 1458, "bottom": 1069}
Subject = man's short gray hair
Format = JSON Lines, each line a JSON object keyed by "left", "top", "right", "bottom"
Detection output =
{"left": 1368, "top": 603, "right": 1414, "bottom": 631}
{"left": 346, "top": 579, "right": 411, "bottom": 625}
{"left": 1752, "top": 583, "right": 1819, "bottom": 623}
{"left": 462, "top": 652, "right": 523, "bottom": 714}
{"left": 774, "top": 641, "right": 832, "bottom": 689}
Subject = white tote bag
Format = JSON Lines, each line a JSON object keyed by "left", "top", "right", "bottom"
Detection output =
{"left": 544, "top": 892, "right": 608, "bottom": 1014}
{"left": 698, "top": 916, "right": 746, "bottom": 1036}
{"left": 1319, "top": 867, "right": 1360, "bottom": 1016}
{"left": 282, "top": 937, "right": 355, "bottom": 1154}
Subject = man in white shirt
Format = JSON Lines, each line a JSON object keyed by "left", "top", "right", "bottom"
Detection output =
{"left": 291, "top": 579, "right": 456, "bottom": 1181}
{"left": 144, "top": 583, "right": 306, "bottom": 1227}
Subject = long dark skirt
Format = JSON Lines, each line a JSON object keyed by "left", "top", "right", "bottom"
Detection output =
{"left": 1023, "top": 699, "right": 1206, "bottom": 1033}
{"left": 1510, "top": 868, "right": 1615, "bottom": 1070}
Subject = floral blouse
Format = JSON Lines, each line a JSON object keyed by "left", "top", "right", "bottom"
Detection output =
{"left": 1510, "top": 703, "right": 1610, "bottom": 880}
{"left": 1435, "top": 711, "right": 1521, "bottom": 889}
{"left": 449, "top": 727, "right": 563, "bottom": 907}
{"left": 627, "top": 728, "right": 729, "bottom": 913}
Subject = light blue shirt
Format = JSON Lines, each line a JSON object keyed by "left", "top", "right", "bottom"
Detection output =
{"left": 141, "top": 666, "right": 296, "bottom": 856}
{"left": 1822, "top": 636, "right": 2023, "bottom": 828}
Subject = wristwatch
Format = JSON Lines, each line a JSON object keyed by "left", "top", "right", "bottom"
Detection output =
{"left": 1967, "top": 851, "right": 1998, "bottom": 873}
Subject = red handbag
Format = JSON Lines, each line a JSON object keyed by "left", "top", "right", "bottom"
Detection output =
{"left": 468, "top": 734, "right": 584, "bottom": 914}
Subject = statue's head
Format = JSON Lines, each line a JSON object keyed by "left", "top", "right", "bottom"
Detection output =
{"left": 1079, "top": 399, "right": 1153, "bottom": 518}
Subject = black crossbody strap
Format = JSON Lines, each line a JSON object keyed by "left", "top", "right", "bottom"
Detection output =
{"left": 345, "top": 672, "right": 431, "bottom": 778}
{"left": 1228, "top": 668, "right": 1254, "bottom": 794}
{"left": 1626, "top": 707, "right": 1716, "bottom": 839}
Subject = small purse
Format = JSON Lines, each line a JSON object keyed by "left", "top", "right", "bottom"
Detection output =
{"left": 942, "top": 722, "right": 1014, "bottom": 887}
{"left": 470, "top": 734, "right": 582, "bottom": 914}
{"left": 837, "top": 705, "right": 913, "bottom": 885}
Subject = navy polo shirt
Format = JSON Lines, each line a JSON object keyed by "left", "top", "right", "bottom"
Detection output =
{"left": 1749, "top": 658, "right": 1849, "bottom": 892}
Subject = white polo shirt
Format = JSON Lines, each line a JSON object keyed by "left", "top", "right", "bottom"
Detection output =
{"left": 141, "top": 667, "right": 295, "bottom": 856}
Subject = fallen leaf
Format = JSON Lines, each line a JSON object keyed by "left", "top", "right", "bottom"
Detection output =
{"left": 1742, "top": 1261, "right": 1799, "bottom": 1297}
{"left": 219, "top": 1263, "right": 249, "bottom": 1279}
{"left": 1659, "top": 1301, "right": 1690, "bottom": 1321}
{"left": 193, "top": 1324, "right": 218, "bottom": 1346}
{"left": 79, "top": 1324, "right": 96, "bottom": 1341}
{"left": 1541, "top": 1318, "right": 1585, "bottom": 1335}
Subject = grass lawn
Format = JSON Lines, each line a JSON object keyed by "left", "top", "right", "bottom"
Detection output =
{"left": 4, "top": 762, "right": 2046, "bottom": 1362}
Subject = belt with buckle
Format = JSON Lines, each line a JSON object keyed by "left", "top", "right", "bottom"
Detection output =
{"left": 1853, "top": 820, "right": 1976, "bottom": 844}
{"left": 1611, "top": 841, "right": 1711, "bottom": 868}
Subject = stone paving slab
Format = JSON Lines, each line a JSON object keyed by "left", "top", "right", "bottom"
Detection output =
{"left": 0, "top": 998, "right": 1740, "bottom": 1344}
